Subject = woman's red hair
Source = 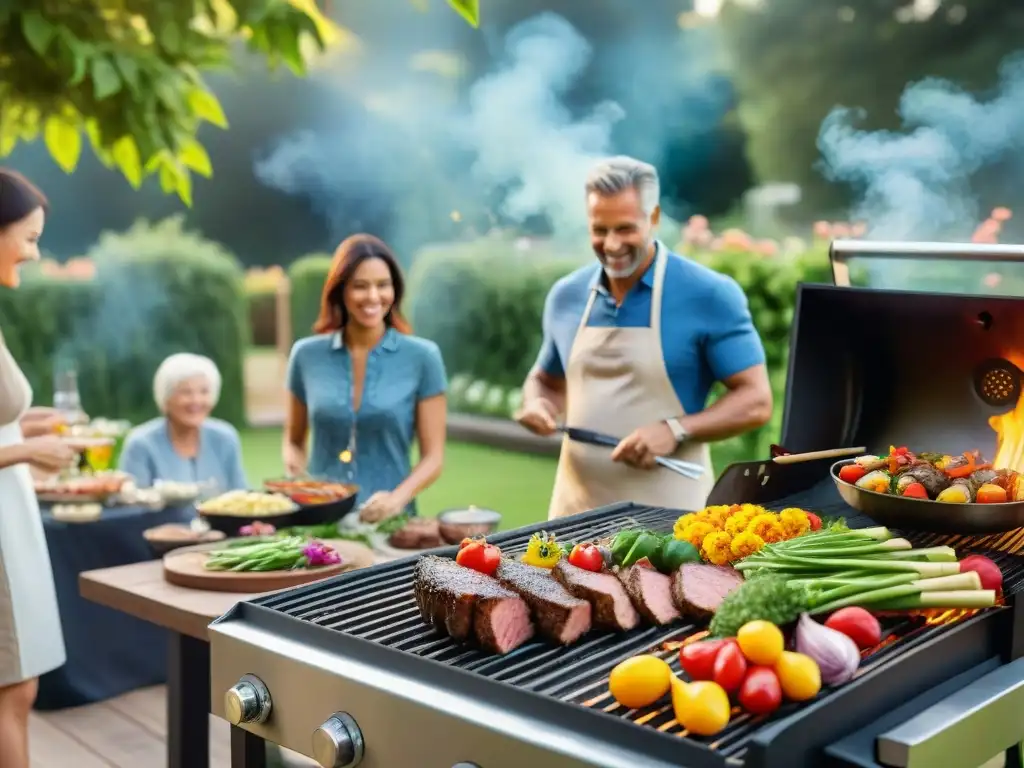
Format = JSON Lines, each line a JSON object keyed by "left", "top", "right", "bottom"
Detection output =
{"left": 312, "top": 234, "right": 412, "bottom": 335}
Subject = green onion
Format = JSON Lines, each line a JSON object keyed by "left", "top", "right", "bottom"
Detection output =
{"left": 865, "top": 590, "right": 997, "bottom": 611}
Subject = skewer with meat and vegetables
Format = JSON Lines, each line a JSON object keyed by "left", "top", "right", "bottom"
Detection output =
{"left": 837, "top": 445, "right": 1023, "bottom": 503}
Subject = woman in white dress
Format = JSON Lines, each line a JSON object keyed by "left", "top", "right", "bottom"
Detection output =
{"left": 0, "top": 169, "right": 84, "bottom": 768}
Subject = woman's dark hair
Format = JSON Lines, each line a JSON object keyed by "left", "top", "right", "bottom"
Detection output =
{"left": 0, "top": 168, "right": 47, "bottom": 230}
{"left": 313, "top": 234, "right": 412, "bottom": 335}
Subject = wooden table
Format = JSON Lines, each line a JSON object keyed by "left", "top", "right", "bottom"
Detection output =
{"left": 80, "top": 552, "right": 397, "bottom": 768}
{"left": 81, "top": 560, "right": 256, "bottom": 768}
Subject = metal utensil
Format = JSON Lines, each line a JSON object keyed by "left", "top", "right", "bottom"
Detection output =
{"left": 557, "top": 426, "right": 705, "bottom": 480}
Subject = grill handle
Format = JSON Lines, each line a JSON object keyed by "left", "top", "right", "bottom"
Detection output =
{"left": 875, "top": 656, "right": 1024, "bottom": 767}
{"left": 829, "top": 239, "right": 1024, "bottom": 287}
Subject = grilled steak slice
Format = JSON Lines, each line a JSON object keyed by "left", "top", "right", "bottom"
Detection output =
{"left": 619, "top": 565, "right": 681, "bottom": 625}
{"left": 552, "top": 560, "right": 640, "bottom": 632}
{"left": 671, "top": 563, "right": 744, "bottom": 620}
{"left": 414, "top": 556, "right": 534, "bottom": 654}
{"left": 495, "top": 560, "right": 592, "bottom": 644}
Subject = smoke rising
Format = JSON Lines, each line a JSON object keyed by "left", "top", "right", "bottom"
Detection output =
{"left": 817, "top": 54, "right": 1024, "bottom": 240}
{"left": 254, "top": 12, "right": 728, "bottom": 254}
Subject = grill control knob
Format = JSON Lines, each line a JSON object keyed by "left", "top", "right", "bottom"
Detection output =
{"left": 312, "top": 712, "right": 364, "bottom": 768}
{"left": 224, "top": 675, "right": 272, "bottom": 726}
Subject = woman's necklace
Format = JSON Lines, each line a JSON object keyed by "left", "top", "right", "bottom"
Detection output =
{"left": 338, "top": 362, "right": 358, "bottom": 481}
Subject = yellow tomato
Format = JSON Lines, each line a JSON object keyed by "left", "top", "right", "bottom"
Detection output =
{"left": 737, "top": 620, "right": 785, "bottom": 665}
{"left": 609, "top": 655, "right": 672, "bottom": 709}
{"left": 774, "top": 651, "right": 822, "bottom": 701}
{"left": 674, "top": 680, "right": 731, "bottom": 736}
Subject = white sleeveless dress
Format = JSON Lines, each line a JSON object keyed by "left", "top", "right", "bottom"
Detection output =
{"left": 0, "top": 334, "right": 65, "bottom": 686}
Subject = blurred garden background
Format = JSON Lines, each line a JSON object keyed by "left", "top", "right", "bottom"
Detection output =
{"left": 2, "top": 0, "right": 1023, "bottom": 530}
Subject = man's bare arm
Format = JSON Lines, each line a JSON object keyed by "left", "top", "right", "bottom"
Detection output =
{"left": 677, "top": 363, "right": 772, "bottom": 442}
{"left": 522, "top": 366, "right": 567, "bottom": 416}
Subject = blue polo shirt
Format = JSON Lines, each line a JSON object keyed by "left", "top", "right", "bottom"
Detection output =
{"left": 535, "top": 245, "right": 765, "bottom": 415}
{"left": 286, "top": 329, "right": 447, "bottom": 512}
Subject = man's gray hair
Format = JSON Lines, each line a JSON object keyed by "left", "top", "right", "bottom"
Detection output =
{"left": 153, "top": 353, "right": 222, "bottom": 412}
{"left": 585, "top": 156, "right": 660, "bottom": 215}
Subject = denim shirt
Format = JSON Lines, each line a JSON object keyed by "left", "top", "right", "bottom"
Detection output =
{"left": 286, "top": 329, "right": 447, "bottom": 513}
{"left": 118, "top": 417, "right": 248, "bottom": 492}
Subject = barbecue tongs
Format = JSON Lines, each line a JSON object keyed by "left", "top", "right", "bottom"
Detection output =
{"left": 557, "top": 426, "right": 706, "bottom": 480}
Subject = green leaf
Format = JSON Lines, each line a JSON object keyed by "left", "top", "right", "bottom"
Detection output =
{"left": 179, "top": 139, "right": 212, "bottom": 177}
{"left": 446, "top": 0, "right": 479, "bottom": 27}
{"left": 91, "top": 56, "right": 122, "bottom": 100}
{"left": 111, "top": 136, "right": 143, "bottom": 188}
{"left": 60, "top": 32, "right": 90, "bottom": 86}
{"left": 176, "top": 169, "right": 193, "bottom": 207}
{"left": 160, "top": 21, "right": 181, "bottom": 54}
{"left": 270, "top": 21, "right": 305, "bottom": 75}
{"left": 158, "top": 161, "right": 178, "bottom": 193}
{"left": 114, "top": 54, "right": 142, "bottom": 95}
{"left": 43, "top": 115, "right": 82, "bottom": 173}
{"left": 84, "top": 120, "right": 113, "bottom": 168}
{"left": 186, "top": 87, "right": 228, "bottom": 128}
{"left": 20, "top": 11, "right": 55, "bottom": 55}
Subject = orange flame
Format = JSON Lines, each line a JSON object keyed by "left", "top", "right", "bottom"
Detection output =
{"left": 989, "top": 353, "right": 1024, "bottom": 476}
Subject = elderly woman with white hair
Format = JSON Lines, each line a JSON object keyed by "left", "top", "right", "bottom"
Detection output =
{"left": 117, "top": 353, "right": 248, "bottom": 491}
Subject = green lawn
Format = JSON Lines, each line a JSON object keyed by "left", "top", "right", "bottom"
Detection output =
{"left": 240, "top": 428, "right": 557, "bottom": 531}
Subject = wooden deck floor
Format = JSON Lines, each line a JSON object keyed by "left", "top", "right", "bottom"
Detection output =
{"left": 29, "top": 685, "right": 315, "bottom": 767}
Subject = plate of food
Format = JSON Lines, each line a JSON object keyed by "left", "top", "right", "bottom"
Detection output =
{"left": 262, "top": 478, "right": 359, "bottom": 519}
{"left": 35, "top": 471, "right": 129, "bottom": 504}
{"left": 831, "top": 445, "right": 1024, "bottom": 533}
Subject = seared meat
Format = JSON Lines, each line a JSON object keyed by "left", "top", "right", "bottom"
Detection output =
{"left": 552, "top": 560, "right": 640, "bottom": 632}
{"left": 495, "top": 560, "right": 592, "bottom": 644}
{"left": 414, "top": 556, "right": 534, "bottom": 654}
{"left": 619, "top": 565, "right": 681, "bottom": 625}
{"left": 671, "top": 563, "right": 744, "bottom": 620}
{"left": 390, "top": 518, "right": 443, "bottom": 549}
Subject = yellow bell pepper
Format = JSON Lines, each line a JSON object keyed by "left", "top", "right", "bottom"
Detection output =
{"left": 521, "top": 531, "right": 564, "bottom": 568}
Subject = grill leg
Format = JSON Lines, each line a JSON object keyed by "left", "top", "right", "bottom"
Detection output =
{"left": 167, "top": 632, "right": 210, "bottom": 768}
{"left": 231, "top": 726, "right": 267, "bottom": 768}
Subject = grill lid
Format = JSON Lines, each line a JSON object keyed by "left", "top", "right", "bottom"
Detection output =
{"left": 781, "top": 283, "right": 1024, "bottom": 458}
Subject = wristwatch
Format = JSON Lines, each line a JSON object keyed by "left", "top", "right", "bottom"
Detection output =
{"left": 665, "top": 418, "right": 690, "bottom": 446}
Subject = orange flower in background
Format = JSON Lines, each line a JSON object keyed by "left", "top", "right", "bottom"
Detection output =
{"left": 720, "top": 228, "right": 753, "bottom": 250}
{"left": 755, "top": 239, "right": 779, "bottom": 256}
{"left": 688, "top": 214, "right": 709, "bottom": 230}
{"left": 831, "top": 222, "right": 851, "bottom": 238}
{"left": 991, "top": 207, "right": 1013, "bottom": 222}
{"left": 812, "top": 221, "right": 832, "bottom": 239}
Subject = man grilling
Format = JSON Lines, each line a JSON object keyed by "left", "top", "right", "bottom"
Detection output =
{"left": 515, "top": 155, "right": 772, "bottom": 519}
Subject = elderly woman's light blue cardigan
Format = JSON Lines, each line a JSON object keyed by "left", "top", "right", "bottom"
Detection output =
{"left": 117, "top": 417, "right": 248, "bottom": 491}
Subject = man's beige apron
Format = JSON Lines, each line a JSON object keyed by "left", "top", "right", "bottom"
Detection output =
{"left": 548, "top": 249, "right": 714, "bottom": 519}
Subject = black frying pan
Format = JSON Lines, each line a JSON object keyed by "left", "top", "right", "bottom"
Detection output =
{"left": 830, "top": 458, "right": 1024, "bottom": 534}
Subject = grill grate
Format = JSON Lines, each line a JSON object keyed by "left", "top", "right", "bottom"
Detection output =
{"left": 258, "top": 484, "right": 1024, "bottom": 761}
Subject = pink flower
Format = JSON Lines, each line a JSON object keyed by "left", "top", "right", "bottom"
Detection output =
{"left": 851, "top": 222, "right": 868, "bottom": 237}
{"left": 813, "top": 221, "right": 832, "bottom": 239}
{"left": 831, "top": 223, "right": 851, "bottom": 238}
{"left": 991, "top": 207, "right": 1013, "bottom": 222}
{"left": 983, "top": 273, "right": 1002, "bottom": 288}
{"left": 721, "top": 228, "right": 753, "bottom": 250}
{"left": 303, "top": 541, "right": 342, "bottom": 567}
{"left": 755, "top": 239, "right": 779, "bottom": 256}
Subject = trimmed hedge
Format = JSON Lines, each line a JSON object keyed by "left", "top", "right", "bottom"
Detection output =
{"left": 406, "top": 239, "right": 587, "bottom": 388}
{"left": 0, "top": 217, "right": 248, "bottom": 426}
{"left": 287, "top": 253, "right": 332, "bottom": 341}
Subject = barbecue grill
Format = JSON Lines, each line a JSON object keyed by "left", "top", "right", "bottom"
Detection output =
{"left": 210, "top": 241, "right": 1024, "bottom": 768}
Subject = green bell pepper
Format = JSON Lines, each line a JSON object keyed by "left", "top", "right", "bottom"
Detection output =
{"left": 610, "top": 530, "right": 644, "bottom": 565}
{"left": 654, "top": 536, "right": 702, "bottom": 572}
{"left": 621, "top": 532, "right": 663, "bottom": 568}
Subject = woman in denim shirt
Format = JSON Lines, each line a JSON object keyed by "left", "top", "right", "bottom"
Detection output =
{"left": 283, "top": 234, "right": 447, "bottom": 523}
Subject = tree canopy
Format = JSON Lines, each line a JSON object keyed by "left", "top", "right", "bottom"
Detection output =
{"left": 718, "top": 0, "right": 1023, "bottom": 214}
{"left": 0, "top": 0, "right": 479, "bottom": 205}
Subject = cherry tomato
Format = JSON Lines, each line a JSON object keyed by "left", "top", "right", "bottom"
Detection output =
{"left": 824, "top": 607, "right": 882, "bottom": 650}
{"left": 679, "top": 639, "right": 728, "bottom": 682}
{"left": 901, "top": 482, "right": 928, "bottom": 499}
{"left": 712, "top": 640, "right": 748, "bottom": 694}
{"left": 455, "top": 540, "right": 501, "bottom": 576}
{"left": 806, "top": 512, "right": 822, "bottom": 531}
{"left": 838, "top": 464, "right": 867, "bottom": 484}
{"left": 568, "top": 543, "right": 604, "bottom": 572}
{"left": 738, "top": 666, "right": 783, "bottom": 716}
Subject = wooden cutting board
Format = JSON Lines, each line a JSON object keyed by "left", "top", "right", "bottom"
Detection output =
{"left": 162, "top": 538, "right": 376, "bottom": 593}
